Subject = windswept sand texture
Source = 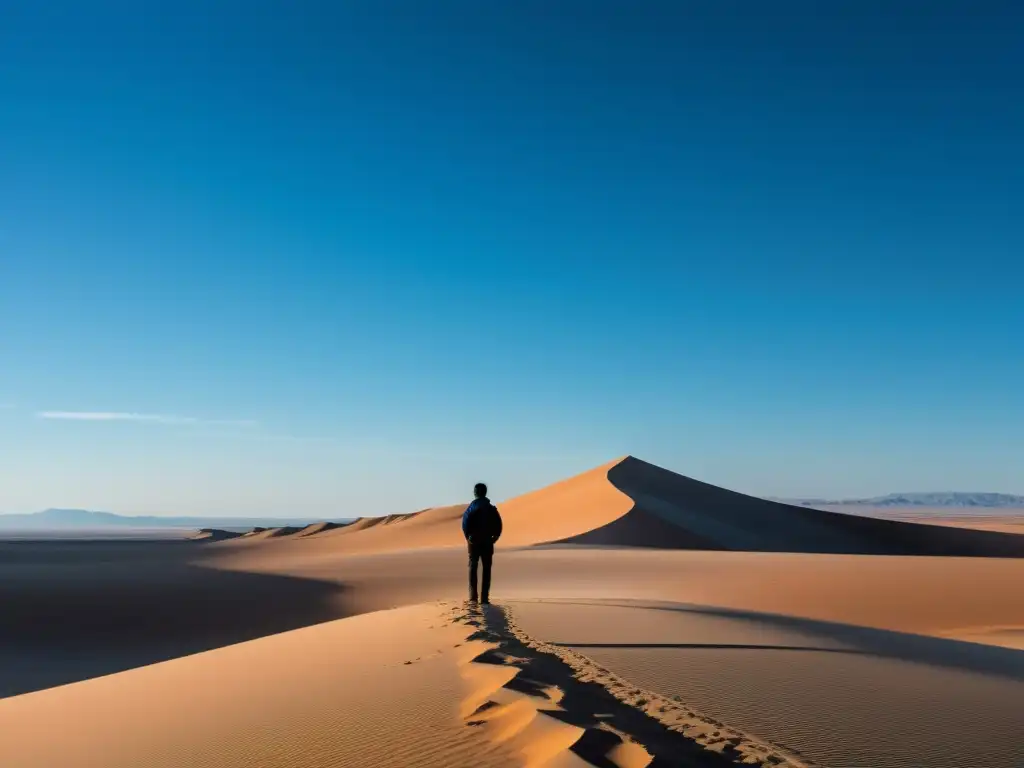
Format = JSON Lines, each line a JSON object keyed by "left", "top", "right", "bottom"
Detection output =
{"left": 3, "top": 456, "right": 1024, "bottom": 767}
{"left": 507, "top": 598, "right": 1024, "bottom": 768}
{"left": 453, "top": 603, "right": 814, "bottom": 767}
{"left": 0, "top": 604, "right": 520, "bottom": 768}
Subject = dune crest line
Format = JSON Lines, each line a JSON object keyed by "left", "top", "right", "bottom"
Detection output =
{"left": 205, "top": 455, "right": 1024, "bottom": 556}
{"left": 448, "top": 602, "right": 819, "bottom": 768}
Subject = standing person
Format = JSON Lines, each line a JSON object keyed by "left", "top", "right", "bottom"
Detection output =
{"left": 462, "top": 482, "right": 503, "bottom": 604}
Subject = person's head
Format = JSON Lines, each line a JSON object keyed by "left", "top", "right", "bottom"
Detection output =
{"left": 473, "top": 482, "right": 488, "bottom": 499}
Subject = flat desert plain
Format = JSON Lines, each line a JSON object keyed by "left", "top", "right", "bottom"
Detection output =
{"left": 2, "top": 456, "right": 1024, "bottom": 768}
{"left": 811, "top": 504, "right": 1024, "bottom": 535}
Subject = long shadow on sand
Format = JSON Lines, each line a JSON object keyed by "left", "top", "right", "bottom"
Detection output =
{"left": 0, "top": 540, "right": 349, "bottom": 698}
{"left": 557, "top": 642, "right": 865, "bottom": 654}
{"left": 458, "top": 603, "right": 779, "bottom": 767}
{"left": 537, "top": 599, "right": 1024, "bottom": 682}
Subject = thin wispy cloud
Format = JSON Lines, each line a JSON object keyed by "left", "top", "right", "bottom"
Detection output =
{"left": 247, "top": 433, "right": 606, "bottom": 463}
{"left": 37, "top": 411, "right": 256, "bottom": 427}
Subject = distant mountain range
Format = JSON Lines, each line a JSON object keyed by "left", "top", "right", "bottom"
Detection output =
{"left": 774, "top": 493, "right": 1024, "bottom": 508}
{"left": 0, "top": 508, "right": 354, "bottom": 530}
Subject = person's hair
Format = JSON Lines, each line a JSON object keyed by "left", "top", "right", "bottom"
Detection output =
{"left": 473, "top": 482, "right": 488, "bottom": 499}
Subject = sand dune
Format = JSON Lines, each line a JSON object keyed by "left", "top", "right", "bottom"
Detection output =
{"left": 190, "top": 528, "right": 243, "bottom": 541}
{"left": 322, "top": 509, "right": 430, "bottom": 534}
{"left": 205, "top": 460, "right": 631, "bottom": 556}
{"left": 215, "top": 503, "right": 472, "bottom": 556}
{"left": 243, "top": 525, "right": 305, "bottom": 540}
{"left": 5, "top": 455, "right": 1024, "bottom": 767}
{"left": 0, "top": 601, "right": 825, "bottom": 768}
{"left": 12, "top": 595, "right": 1018, "bottom": 767}
{"left": 215, "top": 456, "right": 1024, "bottom": 557}
{"left": 455, "top": 603, "right": 811, "bottom": 767}
{"left": 565, "top": 457, "right": 1024, "bottom": 555}
{"left": 0, "top": 604, "right": 521, "bottom": 768}
{"left": 507, "top": 598, "right": 1024, "bottom": 768}
{"left": 9, "top": 542, "right": 1024, "bottom": 700}
{"left": 293, "top": 521, "right": 345, "bottom": 537}
{"left": 333, "top": 515, "right": 387, "bottom": 532}
{"left": 207, "top": 545, "right": 1024, "bottom": 650}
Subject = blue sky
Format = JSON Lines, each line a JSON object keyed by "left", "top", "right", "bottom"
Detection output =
{"left": 1, "top": 1, "right": 1021, "bottom": 515}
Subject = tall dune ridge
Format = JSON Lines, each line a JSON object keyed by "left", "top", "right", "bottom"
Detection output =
{"left": 216, "top": 455, "right": 1024, "bottom": 557}
{"left": 3, "top": 455, "right": 1024, "bottom": 767}
{"left": 564, "top": 456, "right": 1024, "bottom": 556}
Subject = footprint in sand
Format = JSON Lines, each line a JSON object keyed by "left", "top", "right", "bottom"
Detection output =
{"left": 450, "top": 603, "right": 815, "bottom": 768}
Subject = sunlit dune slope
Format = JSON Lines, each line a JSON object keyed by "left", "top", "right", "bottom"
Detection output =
{"left": 243, "top": 525, "right": 304, "bottom": 540}
{"left": 0, "top": 604, "right": 516, "bottom": 768}
{"left": 293, "top": 521, "right": 344, "bottom": 537}
{"left": 215, "top": 459, "right": 632, "bottom": 555}
{"left": 316, "top": 461, "right": 637, "bottom": 550}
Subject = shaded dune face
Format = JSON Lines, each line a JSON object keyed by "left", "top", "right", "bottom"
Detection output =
{"left": 507, "top": 598, "right": 1024, "bottom": 768}
{"left": 190, "top": 528, "right": 244, "bottom": 541}
{"left": 0, "top": 546, "right": 348, "bottom": 698}
{"left": 292, "top": 521, "right": 343, "bottom": 537}
{"left": 549, "top": 457, "right": 1024, "bottom": 556}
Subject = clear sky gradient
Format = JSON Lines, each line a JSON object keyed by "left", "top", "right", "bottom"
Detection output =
{"left": 2, "top": 2, "right": 1021, "bottom": 515}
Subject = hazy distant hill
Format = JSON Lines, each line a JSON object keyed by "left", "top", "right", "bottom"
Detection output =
{"left": 0, "top": 508, "right": 354, "bottom": 530}
{"left": 774, "top": 493, "right": 1024, "bottom": 508}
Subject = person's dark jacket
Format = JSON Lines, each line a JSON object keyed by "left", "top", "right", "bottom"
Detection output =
{"left": 462, "top": 497, "right": 503, "bottom": 546}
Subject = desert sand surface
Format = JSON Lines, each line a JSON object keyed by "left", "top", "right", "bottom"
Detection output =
{"left": 3, "top": 456, "right": 1024, "bottom": 767}
{"left": 812, "top": 505, "right": 1024, "bottom": 535}
{"left": 0, "top": 601, "right": 815, "bottom": 768}
{"left": 507, "top": 598, "right": 1024, "bottom": 768}
{"left": 201, "top": 457, "right": 1024, "bottom": 557}
{"left": 0, "top": 603, "right": 523, "bottom": 768}
{"left": 906, "top": 515, "right": 1024, "bottom": 534}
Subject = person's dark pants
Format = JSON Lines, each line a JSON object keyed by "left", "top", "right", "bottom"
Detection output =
{"left": 468, "top": 540, "right": 494, "bottom": 602}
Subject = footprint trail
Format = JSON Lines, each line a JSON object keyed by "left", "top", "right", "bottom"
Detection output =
{"left": 445, "top": 602, "right": 819, "bottom": 768}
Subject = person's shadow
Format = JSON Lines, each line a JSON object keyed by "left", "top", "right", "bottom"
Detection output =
{"left": 458, "top": 601, "right": 769, "bottom": 767}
